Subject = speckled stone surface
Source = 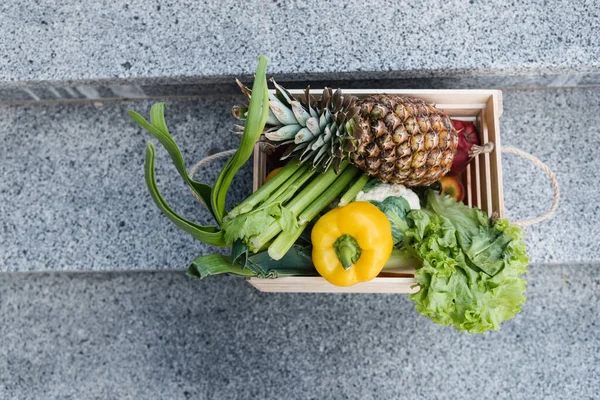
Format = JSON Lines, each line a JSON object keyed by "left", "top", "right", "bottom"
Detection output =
{"left": 0, "top": 96, "right": 250, "bottom": 271}
{"left": 0, "top": 0, "right": 599, "bottom": 87}
{"left": 0, "top": 86, "right": 597, "bottom": 271}
{"left": 500, "top": 87, "right": 600, "bottom": 264}
{"left": 0, "top": 264, "right": 598, "bottom": 399}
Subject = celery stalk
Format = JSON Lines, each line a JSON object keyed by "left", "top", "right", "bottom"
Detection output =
{"left": 227, "top": 159, "right": 303, "bottom": 218}
{"left": 338, "top": 174, "right": 369, "bottom": 207}
{"left": 249, "top": 223, "right": 281, "bottom": 253}
{"left": 267, "top": 224, "right": 304, "bottom": 260}
{"left": 286, "top": 162, "right": 349, "bottom": 215}
{"left": 269, "top": 167, "right": 358, "bottom": 260}
{"left": 297, "top": 167, "right": 358, "bottom": 224}
{"left": 262, "top": 163, "right": 315, "bottom": 208}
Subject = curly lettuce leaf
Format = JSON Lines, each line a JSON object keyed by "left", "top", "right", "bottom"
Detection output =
{"left": 406, "top": 192, "right": 528, "bottom": 333}
{"left": 426, "top": 191, "right": 513, "bottom": 277}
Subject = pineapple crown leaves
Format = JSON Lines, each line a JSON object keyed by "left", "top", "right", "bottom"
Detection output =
{"left": 232, "top": 78, "right": 362, "bottom": 172}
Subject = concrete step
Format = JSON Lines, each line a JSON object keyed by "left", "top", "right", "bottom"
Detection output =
{"left": 1, "top": 263, "right": 598, "bottom": 399}
{"left": 0, "top": 85, "right": 596, "bottom": 271}
{"left": 1, "top": 0, "right": 599, "bottom": 102}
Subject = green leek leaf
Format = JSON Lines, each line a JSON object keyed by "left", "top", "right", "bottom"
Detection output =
{"left": 128, "top": 105, "right": 216, "bottom": 221}
{"left": 211, "top": 55, "right": 270, "bottom": 224}
{"left": 144, "top": 143, "right": 227, "bottom": 247}
{"left": 246, "top": 244, "right": 316, "bottom": 277}
{"left": 187, "top": 254, "right": 254, "bottom": 279}
{"left": 231, "top": 239, "right": 249, "bottom": 268}
{"left": 187, "top": 244, "right": 317, "bottom": 280}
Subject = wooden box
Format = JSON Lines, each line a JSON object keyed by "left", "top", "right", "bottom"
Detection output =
{"left": 248, "top": 89, "right": 504, "bottom": 293}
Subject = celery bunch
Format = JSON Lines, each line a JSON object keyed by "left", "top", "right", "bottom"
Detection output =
{"left": 223, "top": 160, "right": 358, "bottom": 259}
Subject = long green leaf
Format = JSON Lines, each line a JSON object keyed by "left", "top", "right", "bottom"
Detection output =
{"left": 211, "top": 55, "right": 270, "bottom": 223}
{"left": 231, "top": 239, "right": 249, "bottom": 269}
{"left": 247, "top": 245, "right": 317, "bottom": 277}
{"left": 187, "top": 246, "right": 318, "bottom": 279}
{"left": 249, "top": 244, "right": 314, "bottom": 268}
{"left": 129, "top": 106, "right": 216, "bottom": 221}
{"left": 187, "top": 254, "right": 254, "bottom": 279}
{"left": 145, "top": 143, "right": 227, "bottom": 247}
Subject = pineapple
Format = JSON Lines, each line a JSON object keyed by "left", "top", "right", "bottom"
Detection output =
{"left": 233, "top": 79, "right": 458, "bottom": 187}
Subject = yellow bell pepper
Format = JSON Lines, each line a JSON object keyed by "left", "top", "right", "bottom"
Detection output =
{"left": 311, "top": 201, "right": 393, "bottom": 286}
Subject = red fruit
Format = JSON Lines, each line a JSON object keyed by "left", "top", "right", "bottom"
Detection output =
{"left": 449, "top": 120, "right": 494, "bottom": 176}
{"left": 450, "top": 120, "right": 479, "bottom": 175}
{"left": 439, "top": 176, "right": 465, "bottom": 202}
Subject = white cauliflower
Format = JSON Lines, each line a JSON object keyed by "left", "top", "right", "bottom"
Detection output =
{"left": 355, "top": 182, "right": 421, "bottom": 210}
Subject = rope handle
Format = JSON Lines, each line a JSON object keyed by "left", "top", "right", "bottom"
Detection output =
{"left": 188, "top": 149, "right": 237, "bottom": 204}
{"left": 501, "top": 146, "right": 560, "bottom": 227}
{"left": 187, "top": 147, "right": 559, "bottom": 227}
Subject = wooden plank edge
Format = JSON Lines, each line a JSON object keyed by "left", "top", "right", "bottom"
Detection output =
{"left": 479, "top": 109, "right": 494, "bottom": 216}
{"left": 486, "top": 93, "right": 505, "bottom": 217}
{"left": 248, "top": 277, "right": 419, "bottom": 294}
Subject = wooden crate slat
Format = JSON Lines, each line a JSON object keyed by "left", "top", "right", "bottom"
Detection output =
{"left": 253, "top": 143, "right": 267, "bottom": 192}
{"left": 485, "top": 94, "right": 505, "bottom": 218}
{"left": 284, "top": 88, "right": 500, "bottom": 106}
{"left": 465, "top": 162, "right": 474, "bottom": 208}
{"left": 248, "top": 277, "right": 419, "bottom": 293}
{"left": 479, "top": 109, "right": 494, "bottom": 216}
{"left": 472, "top": 150, "right": 482, "bottom": 209}
{"left": 442, "top": 109, "right": 485, "bottom": 118}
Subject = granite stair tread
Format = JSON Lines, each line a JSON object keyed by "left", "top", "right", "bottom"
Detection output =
{"left": 1, "top": 0, "right": 599, "bottom": 92}
{"left": 1, "top": 264, "right": 598, "bottom": 399}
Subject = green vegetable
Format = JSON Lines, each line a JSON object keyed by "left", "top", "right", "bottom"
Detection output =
{"left": 369, "top": 196, "right": 412, "bottom": 245}
{"left": 129, "top": 103, "right": 217, "bottom": 220}
{"left": 426, "top": 192, "right": 513, "bottom": 277}
{"left": 187, "top": 254, "right": 255, "bottom": 279}
{"left": 361, "top": 178, "right": 382, "bottom": 193}
{"left": 338, "top": 174, "right": 370, "bottom": 207}
{"left": 129, "top": 55, "right": 269, "bottom": 248}
{"left": 381, "top": 248, "right": 421, "bottom": 273}
{"left": 407, "top": 191, "right": 528, "bottom": 333}
{"left": 144, "top": 143, "right": 227, "bottom": 246}
{"left": 211, "top": 55, "right": 270, "bottom": 224}
{"left": 130, "top": 54, "right": 356, "bottom": 272}
{"left": 268, "top": 166, "right": 359, "bottom": 260}
{"left": 373, "top": 190, "right": 528, "bottom": 333}
{"left": 229, "top": 161, "right": 358, "bottom": 257}
{"left": 221, "top": 204, "right": 277, "bottom": 245}
{"left": 227, "top": 159, "right": 304, "bottom": 218}
{"left": 187, "top": 244, "right": 317, "bottom": 279}
{"left": 221, "top": 161, "right": 313, "bottom": 245}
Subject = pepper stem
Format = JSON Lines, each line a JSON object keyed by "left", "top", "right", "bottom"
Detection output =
{"left": 333, "top": 234, "right": 362, "bottom": 270}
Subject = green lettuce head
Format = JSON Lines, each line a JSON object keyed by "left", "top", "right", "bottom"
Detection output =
{"left": 407, "top": 192, "right": 528, "bottom": 333}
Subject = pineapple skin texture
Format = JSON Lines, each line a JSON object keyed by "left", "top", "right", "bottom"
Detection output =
{"left": 351, "top": 95, "right": 458, "bottom": 186}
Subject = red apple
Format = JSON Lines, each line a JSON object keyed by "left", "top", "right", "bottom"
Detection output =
{"left": 450, "top": 120, "right": 480, "bottom": 176}
{"left": 439, "top": 176, "right": 465, "bottom": 202}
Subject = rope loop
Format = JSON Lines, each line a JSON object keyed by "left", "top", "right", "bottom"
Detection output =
{"left": 501, "top": 146, "right": 560, "bottom": 227}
